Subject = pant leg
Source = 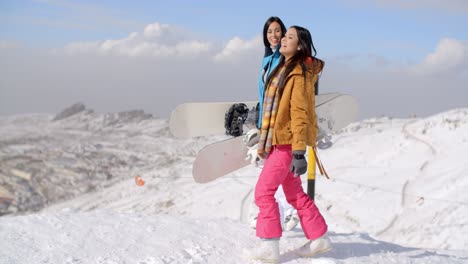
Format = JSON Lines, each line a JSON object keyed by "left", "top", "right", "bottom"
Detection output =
{"left": 279, "top": 146, "right": 328, "bottom": 240}
{"left": 255, "top": 147, "right": 289, "bottom": 238}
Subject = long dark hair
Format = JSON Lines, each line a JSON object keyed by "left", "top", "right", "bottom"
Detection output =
{"left": 265, "top": 26, "right": 317, "bottom": 96}
{"left": 262, "top": 16, "right": 287, "bottom": 57}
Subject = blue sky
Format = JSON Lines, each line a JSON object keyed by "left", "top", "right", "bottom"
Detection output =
{"left": 1, "top": 0, "right": 467, "bottom": 118}
{"left": 2, "top": 0, "right": 466, "bottom": 60}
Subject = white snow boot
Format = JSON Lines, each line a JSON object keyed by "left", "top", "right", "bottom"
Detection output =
{"left": 245, "top": 238, "right": 280, "bottom": 263}
{"left": 283, "top": 213, "right": 300, "bottom": 231}
{"left": 249, "top": 216, "right": 257, "bottom": 229}
{"left": 295, "top": 233, "right": 332, "bottom": 257}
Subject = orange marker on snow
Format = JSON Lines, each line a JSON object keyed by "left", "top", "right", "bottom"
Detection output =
{"left": 135, "top": 175, "right": 145, "bottom": 186}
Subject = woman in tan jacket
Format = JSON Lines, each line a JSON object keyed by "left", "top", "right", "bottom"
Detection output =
{"left": 247, "top": 26, "right": 331, "bottom": 263}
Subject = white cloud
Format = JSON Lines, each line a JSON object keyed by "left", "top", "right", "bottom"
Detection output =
{"left": 64, "top": 22, "right": 212, "bottom": 58}
{"left": 412, "top": 38, "right": 467, "bottom": 75}
{"left": 63, "top": 22, "right": 262, "bottom": 61}
{"left": 213, "top": 35, "right": 262, "bottom": 62}
{"left": 143, "top": 23, "right": 171, "bottom": 38}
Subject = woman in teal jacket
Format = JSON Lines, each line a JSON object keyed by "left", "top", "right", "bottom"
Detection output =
{"left": 257, "top": 16, "right": 286, "bottom": 128}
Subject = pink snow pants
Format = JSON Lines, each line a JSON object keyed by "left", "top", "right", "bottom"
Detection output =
{"left": 255, "top": 145, "right": 328, "bottom": 239}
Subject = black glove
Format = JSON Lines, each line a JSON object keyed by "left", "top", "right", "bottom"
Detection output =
{"left": 290, "top": 150, "right": 307, "bottom": 177}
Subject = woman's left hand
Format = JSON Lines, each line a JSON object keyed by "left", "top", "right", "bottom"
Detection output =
{"left": 290, "top": 151, "right": 307, "bottom": 176}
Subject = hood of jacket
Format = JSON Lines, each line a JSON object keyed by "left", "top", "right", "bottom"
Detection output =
{"left": 286, "top": 57, "right": 324, "bottom": 78}
{"left": 305, "top": 56, "right": 324, "bottom": 75}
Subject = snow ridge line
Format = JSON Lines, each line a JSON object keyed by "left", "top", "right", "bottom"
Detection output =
{"left": 400, "top": 120, "right": 438, "bottom": 207}
{"left": 401, "top": 121, "right": 437, "bottom": 156}
{"left": 375, "top": 120, "right": 437, "bottom": 237}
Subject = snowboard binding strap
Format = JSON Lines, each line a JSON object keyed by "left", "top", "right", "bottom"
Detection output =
{"left": 224, "top": 103, "right": 249, "bottom": 137}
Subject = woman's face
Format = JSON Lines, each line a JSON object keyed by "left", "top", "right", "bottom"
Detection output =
{"left": 279, "top": 27, "right": 300, "bottom": 61}
{"left": 267, "top": 21, "right": 282, "bottom": 48}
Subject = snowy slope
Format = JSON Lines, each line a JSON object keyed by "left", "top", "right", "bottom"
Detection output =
{"left": 1, "top": 107, "right": 468, "bottom": 263}
{"left": 2, "top": 210, "right": 466, "bottom": 264}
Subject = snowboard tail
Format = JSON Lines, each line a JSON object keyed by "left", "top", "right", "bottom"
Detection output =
{"left": 170, "top": 101, "right": 258, "bottom": 138}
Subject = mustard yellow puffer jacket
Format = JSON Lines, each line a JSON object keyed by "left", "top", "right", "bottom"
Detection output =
{"left": 272, "top": 62, "right": 320, "bottom": 151}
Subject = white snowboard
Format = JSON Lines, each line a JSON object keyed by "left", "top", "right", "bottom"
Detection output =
{"left": 192, "top": 93, "right": 358, "bottom": 183}
{"left": 192, "top": 136, "right": 248, "bottom": 183}
{"left": 169, "top": 93, "right": 352, "bottom": 138}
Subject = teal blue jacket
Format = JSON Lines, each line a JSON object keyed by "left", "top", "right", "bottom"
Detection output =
{"left": 257, "top": 48, "right": 281, "bottom": 128}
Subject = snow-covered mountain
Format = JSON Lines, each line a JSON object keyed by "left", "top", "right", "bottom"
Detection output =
{"left": 1, "top": 105, "right": 467, "bottom": 263}
{"left": 0, "top": 105, "right": 220, "bottom": 215}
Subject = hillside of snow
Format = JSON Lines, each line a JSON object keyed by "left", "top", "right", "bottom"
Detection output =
{"left": 1, "top": 106, "right": 468, "bottom": 263}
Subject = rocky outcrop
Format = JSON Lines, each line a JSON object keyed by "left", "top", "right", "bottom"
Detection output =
{"left": 52, "top": 103, "right": 87, "bottom": 121}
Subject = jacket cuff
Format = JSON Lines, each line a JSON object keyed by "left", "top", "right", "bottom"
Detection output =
{"left": 292, "top": 141, "right": 306, "bottom": 152}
